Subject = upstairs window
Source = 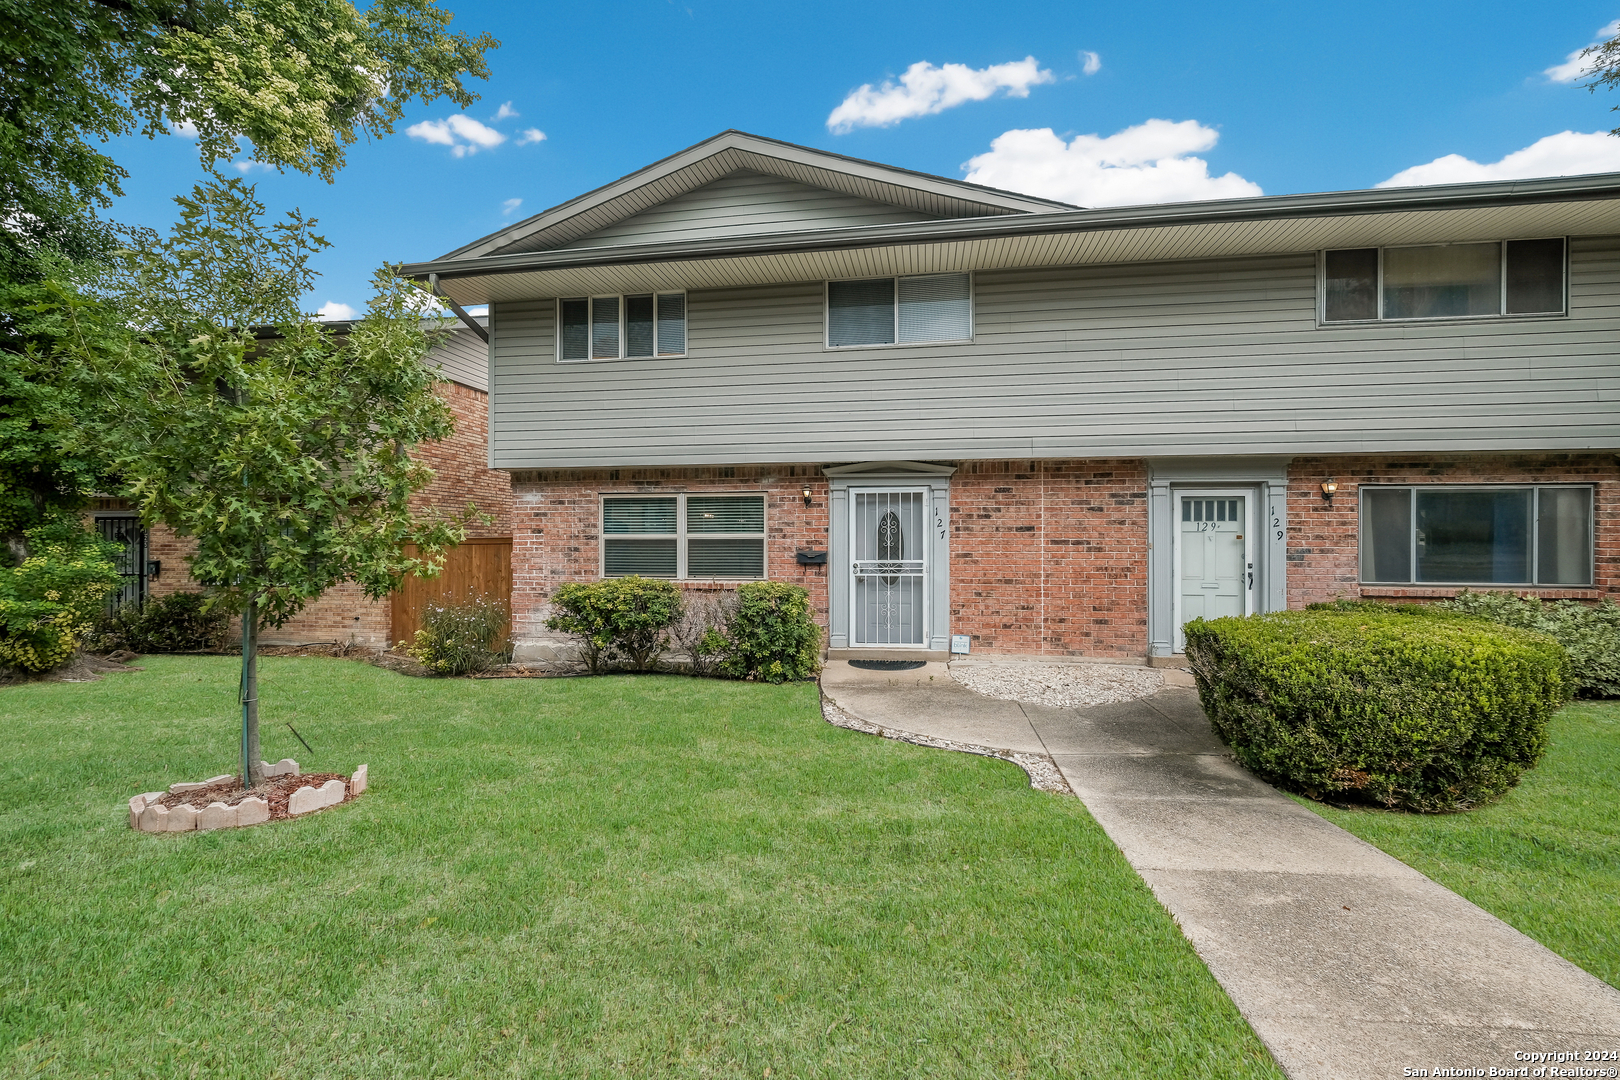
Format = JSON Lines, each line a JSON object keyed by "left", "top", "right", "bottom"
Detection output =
{"left": 1322, "top": 239, "right": 1565, "bottom": 322}
{"left": 602, "top": 494, "right": 766, "bottom": 579}
{"left": 827, "top": 273, "right": 971, "bottom": 347}
{"left": 559, "top": 293, "right": 686, "bottom": 360}
{"left": 1360, "top": 485, "right": 1592, "bottom": 586}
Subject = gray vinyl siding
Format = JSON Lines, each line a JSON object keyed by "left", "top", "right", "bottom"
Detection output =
{"left": 426, "top": 326, "right": 489, "bottom": 391}
{"left": 489, "top": 237, "right": 1620, "bottom": 467}
{"left": 560, "top": 171, "right": 934, "bottom": 250}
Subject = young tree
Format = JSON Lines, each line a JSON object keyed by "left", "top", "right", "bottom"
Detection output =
{"left": 66, "top": 176, "right": 467, "bottom": 784}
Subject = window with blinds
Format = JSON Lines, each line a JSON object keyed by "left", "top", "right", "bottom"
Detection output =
{"left": 826, "top": 273, "right": 971, "bottom": 347}
{"left": 559, "top": 293, "right": 686, "bottom": 360}
{"left": 602, "top": 494, "right": 765, "bottom": 579}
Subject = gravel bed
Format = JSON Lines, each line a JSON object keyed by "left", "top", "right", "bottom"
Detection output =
{"left": 949, "top": 662, "right": 1164, "bottom": 709}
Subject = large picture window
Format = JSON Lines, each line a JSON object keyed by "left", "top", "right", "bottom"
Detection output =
{"left": 602, "top": 494, "right": 766, "bottom": 579}
{"left": 1322, "top": 239, "right": 1565, "bottom": 323}
{"left": 1360, "top": 485, "right": 1592, "bottom": 586}
{"left": 559, "top": 293, "right": 686, "bottom": 361}
{"left": 827, "top": 273, "right": 971, "bottom": 347}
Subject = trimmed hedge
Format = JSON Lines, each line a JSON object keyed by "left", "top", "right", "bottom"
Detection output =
{"left": 89, "top": 591, "right": 230, "bottom": 654}
{"left": 1183, "top": 608, "right": 1568, "bottom": 811}
{"left": 1438, "top": 592, "right": 1620, "bottom": 699}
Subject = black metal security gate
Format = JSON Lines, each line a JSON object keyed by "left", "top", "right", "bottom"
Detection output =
{"left": 94, "top": 516, "right": 147, "bottom": 609}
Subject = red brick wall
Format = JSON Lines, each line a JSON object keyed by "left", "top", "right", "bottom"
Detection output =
{"left": 509, "top": 464, "right": 830, "bottom": 645}
{"left": 1286, "top": 453, "right": 1619, "bottom": 606}
{"left": 509, "top": 458, "right": 1151, "bottom": 659}
{"left": 950, "top": 459, "right": 1150, "bottom": 658}
{"left": 142, "top": 381, "right": 510, "bottom": 647}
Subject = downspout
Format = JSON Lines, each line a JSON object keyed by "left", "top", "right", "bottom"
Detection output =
{"left": 429, "top": 273, "right": 489, "bottom": 343}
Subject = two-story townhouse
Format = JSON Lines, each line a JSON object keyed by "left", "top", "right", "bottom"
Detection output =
{"left": 402, "top": 130, "right": 1620, "bottom": 664}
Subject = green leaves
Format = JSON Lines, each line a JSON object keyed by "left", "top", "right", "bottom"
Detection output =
{"left": 2, "top": 0, "right": 496, "bottom": 228}
{"left": 0, "top": 514, "right": 122, "bottom": 671}
{"left": 717, "top": 582, "right": 821, "bottom": 684}
{"left": 547, "top": 577, "right": 685, "bottom": 674}
{"left": 50, "top": 176, "right": 467, "bottom": 629}
{"left": 1184, "top": 608, "right": 1568, "bottom": 812}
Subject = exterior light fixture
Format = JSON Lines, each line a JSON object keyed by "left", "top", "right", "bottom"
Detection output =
{"left": 1321, "top": 478, "right": 1338, "bottom": 506}
{"left": 802, "top": 485, "right": 813, "bottom": 507}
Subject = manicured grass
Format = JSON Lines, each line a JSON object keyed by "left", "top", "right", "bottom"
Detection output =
{"left": 1303, "top": 700, "right": 1620, "bottom": 989}
{"left": 0, "top": 656, "right": 1281, "bottom": 1079}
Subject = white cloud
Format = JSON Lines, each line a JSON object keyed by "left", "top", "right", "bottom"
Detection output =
{"left": 502, "top": 197, "right": 523, "bottom": 215}
{"left": 963, "top": 120, "right": 1263, "bottom": 207}
{"left": 232, "top": 159, "right": 273, "bottom": 173}
{"left": 516, "top": 128, "right": 546, "bottom": 145}
{"left": 1080, "top": 50, "right": 1101, "bottom": 76}
{"left": 1545, "top": 20, "right": 1620, "bottom": 83}
{"left": 167, "top": 119, "right": 200, "bottom": 138}
{"left": 405, "top": 114, "right": 507, "bottom": 157}
{"left": 827, "top": 57, "right": 1055, "bottom": 132}
{"left": 493, "top": 101, "right": 519, "bottom": 120}
{"left": 317, "top": 301, "right": 359, "bottom": 321}
{"left": 1377, "top": 130, "right": 1620, "bottom": 187}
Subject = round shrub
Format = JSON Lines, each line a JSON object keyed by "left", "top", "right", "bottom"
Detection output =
{"left": 1183, "top": 609, "right": 1569, "bottom": 812}
{"left": 546, "top": 577, "right": 682, "bottom": 673}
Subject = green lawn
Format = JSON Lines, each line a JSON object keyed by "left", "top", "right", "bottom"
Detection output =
{"left": 0, "top": 656, "right": 1280, "bottom": 1079}
{"left": 1303, "top": 700, "right": 1620, "bottom": 989}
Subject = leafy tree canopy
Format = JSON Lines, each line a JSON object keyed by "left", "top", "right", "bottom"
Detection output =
{"left": 0, "top": 0, "right": 495, "bottom": 264}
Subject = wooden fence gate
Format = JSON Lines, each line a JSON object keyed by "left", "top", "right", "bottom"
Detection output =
{"left": 390, "top": 537, "right": 512, "bottom": 646}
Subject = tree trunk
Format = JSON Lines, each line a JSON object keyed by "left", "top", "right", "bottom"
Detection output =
{"left": 241, "top": 597, "right": 263, "bottom": 787}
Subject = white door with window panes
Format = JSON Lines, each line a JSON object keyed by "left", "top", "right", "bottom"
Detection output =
{"left": 1174, "top": 491, "right": 1254, "bottom": 650}
{"left": 850, "top": 489, "right": 927, "bottom": 646}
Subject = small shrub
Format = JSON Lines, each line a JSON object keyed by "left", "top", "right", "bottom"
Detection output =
{"left": 670, "top": 592, "right": 736, "bottom": 678}
{"left": 718, "top": 581, "right": 821, "bottom": 684}
{"left": 1437, "top": 592, "right": 1620, "bottom": 699}
{"left": 546, "top": 577, "right": 682, "bottom": 674}
{"left": 405, "top": 594, "right": 513, "bottom": 676}
{"left": 1184, "top": 609, "right": 1568, "bottom": 812}
{"left": 89, "top": 591, "right": 231, "bottom": 654}
{"left": 0, "top": 517, "right": 123, "bottom": 672}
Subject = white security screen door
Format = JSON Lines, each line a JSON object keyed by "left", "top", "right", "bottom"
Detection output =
{"left": 1175, "top": 492, "right": 1253, "bottom": 650}
{"left": 851, "top": 489, "right": 927, "bottom": 646}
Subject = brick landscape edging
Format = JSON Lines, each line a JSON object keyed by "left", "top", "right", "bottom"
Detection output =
{"left": 128, "top": 761, "right": 369, "bottom": 832}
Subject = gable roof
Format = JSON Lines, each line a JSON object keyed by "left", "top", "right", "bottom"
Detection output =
{"left": 441, "top": 130, "right": 1078, "bottom": 261}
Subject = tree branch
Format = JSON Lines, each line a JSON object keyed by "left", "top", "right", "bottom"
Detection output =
{"left": 82, "top": 0, "right": 196, "bottom": 32}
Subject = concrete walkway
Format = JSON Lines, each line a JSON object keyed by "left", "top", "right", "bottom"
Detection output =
{"left": 821, "top": 661, "right": 1620, "bottom": 1080}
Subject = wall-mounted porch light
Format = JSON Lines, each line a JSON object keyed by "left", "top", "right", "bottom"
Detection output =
{"left": 1320, "top": 478, "right": 1338, "bottom": 506}
{"left": 802, "top": 485, "right": 813, "bottom": 507}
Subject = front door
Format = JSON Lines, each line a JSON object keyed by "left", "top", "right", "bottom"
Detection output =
{"left": 1174, "top": 492, "right": 1253, "bottom": 649}
{"left": 94, "top": 516, "right": 147, "bottom": 610}
{"left": 851, "top": 489, "right": 927, "bottom": 646}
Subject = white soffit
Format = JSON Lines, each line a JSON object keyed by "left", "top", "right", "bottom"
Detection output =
{"left": 433, "top": 198, "right": 1620, "bottom": 307}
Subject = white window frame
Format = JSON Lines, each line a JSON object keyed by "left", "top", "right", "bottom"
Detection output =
{"left": 556, "top": 292, "right": 687, "bottom": 363}
{"left": 1357, "top": 483, "right": 1595, "bottom": 587}
{"left": 1317, "top": 238, "right": 1568, "bottom": 326}
{"left": 823, "top": 272, "right": 975, "bottom": 350}
{"left": 600, "top": 492, "right": 768, "bottom": 580}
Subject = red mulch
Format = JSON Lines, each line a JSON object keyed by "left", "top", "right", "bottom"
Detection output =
{"left": 155, "top": 772, "right": 353, "bottom": 821}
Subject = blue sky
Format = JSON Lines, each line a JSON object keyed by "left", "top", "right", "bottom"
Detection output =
{"left": 104, "top": 0, "right": 1620, "bottom": 318}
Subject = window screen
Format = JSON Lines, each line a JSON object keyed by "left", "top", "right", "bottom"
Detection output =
{"left": 625, "top": 294, "right": 655, "bottom": 358}
{"left": 656, "top": 293, "right": 685, "bottom": 355}
{"left": 590, "top": 296, "right": 620, "bottom": 359}
{"left": 828, "top": 278, "right": 895, "bottom": 347}
{"left": 1359, "top": 486, "right": 1591, "bottom": 586}
{"left": 1324, "top": 249, "right": 1378, "bottom": 322}
{"left": 560, "top": 298, "right": 589, "bottom": 360}
{"left": 1506, "top": 238, "right": 1565, "bottom": 314}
